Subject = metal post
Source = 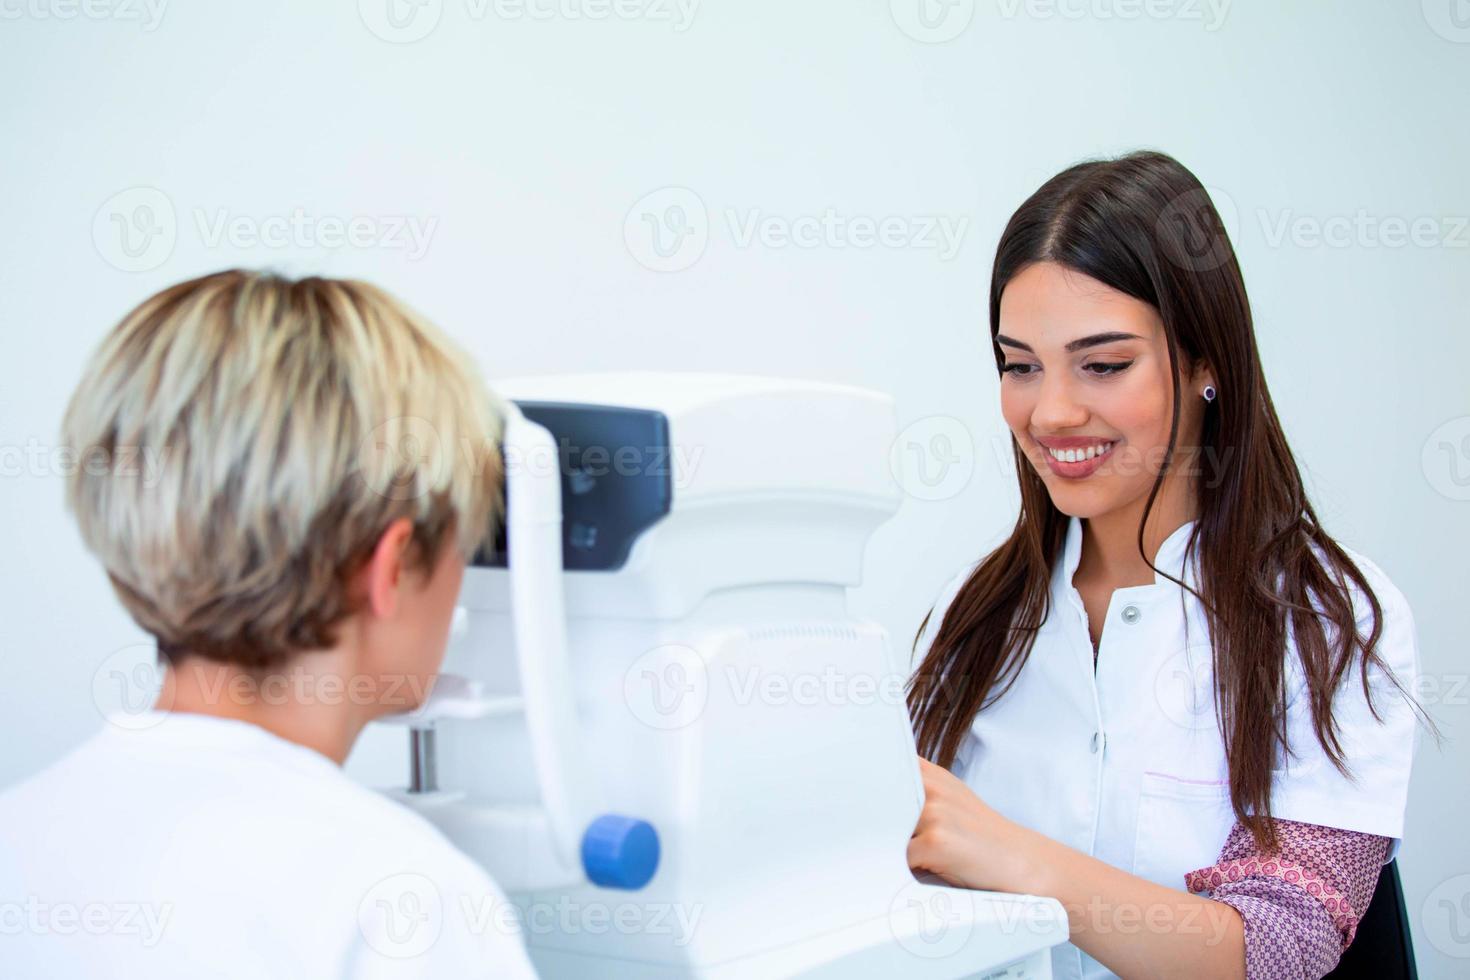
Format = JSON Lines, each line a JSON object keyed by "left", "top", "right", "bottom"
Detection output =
{"left": 409, "top": 727, "right": 437, "bottom": 794}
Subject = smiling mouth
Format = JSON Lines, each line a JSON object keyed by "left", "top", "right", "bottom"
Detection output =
{"left": 1043, "top": 441, "right": 1116, "bottom": 464}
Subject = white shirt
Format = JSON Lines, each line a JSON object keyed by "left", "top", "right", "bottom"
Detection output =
{"left": 916, "top": 516, "right": 1420, "bottom": 980}
{"left": 0, "top": 711, "right": 539, "bottom": 980}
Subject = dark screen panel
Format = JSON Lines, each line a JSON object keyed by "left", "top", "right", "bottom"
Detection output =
{"left": 473, "top": 402, "right": 673, "bottom": 571}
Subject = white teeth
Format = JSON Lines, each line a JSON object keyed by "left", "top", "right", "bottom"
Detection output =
{"left": 1047, "top": 442, "right": 1113, "bottom": 463}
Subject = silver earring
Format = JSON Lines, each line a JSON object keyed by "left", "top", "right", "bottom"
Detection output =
{"left": 1202, "top": 385, "right": 1217, "bottom": 402}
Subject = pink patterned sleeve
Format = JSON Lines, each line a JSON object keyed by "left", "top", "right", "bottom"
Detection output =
{"left": 1184, "top": 818, "right": 1391, "bottom": 980}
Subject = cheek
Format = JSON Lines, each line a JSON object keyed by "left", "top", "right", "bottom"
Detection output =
{"left": 435, "top": 561, "right": 465, "bottom": 619}
{"left": 999, "top": 383, "right": 1032, "bottom": 435}
{"left": 446, "top": 557, "right": 465, "bottom": 595}
{"left": 1106, "top": 369, "right": 1174, "bottom": 443}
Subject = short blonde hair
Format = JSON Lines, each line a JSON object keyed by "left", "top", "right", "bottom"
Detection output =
{"left": 63, "top": 269, "right": 504, "bottom": 669}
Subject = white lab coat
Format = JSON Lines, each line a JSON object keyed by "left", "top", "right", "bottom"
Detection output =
{"left": 0, "top": 711, "right": 539, "bottom": 979}
{"left": 916, "top": 516, "right": 1420, "bottom": 980}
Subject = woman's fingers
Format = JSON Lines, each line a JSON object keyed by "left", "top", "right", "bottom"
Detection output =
{"left": 917, "top": 756, "right": 946, "bottom": 795}
{"left": 908, "top": 827, "right": 965, "bottom": 888}
{"left": 911, "top": 798, "right": 939, "bottom": 837}
{"left": 907, "top": 831, "right": 937, "bottom": 872}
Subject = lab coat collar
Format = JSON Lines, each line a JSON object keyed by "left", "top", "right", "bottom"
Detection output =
{"left": 1058, "top": 512, "right": 1199, "bottom": 592}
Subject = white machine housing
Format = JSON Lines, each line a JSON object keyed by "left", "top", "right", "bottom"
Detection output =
{"left": 381, "top": 373, "right": 1067, "bottom": 979}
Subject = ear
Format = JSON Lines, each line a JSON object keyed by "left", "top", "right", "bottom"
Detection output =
{"left": 362, "top": 517, "right": 415, "bottom": 620}
{"left": 1190, "top": 359, "right": 1217, "bottom": 397}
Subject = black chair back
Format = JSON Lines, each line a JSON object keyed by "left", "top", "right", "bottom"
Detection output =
{"left": 1323, "top": 860, "right": 1416, "bottom": 980}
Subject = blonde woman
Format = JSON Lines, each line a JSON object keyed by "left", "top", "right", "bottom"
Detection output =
{"left": 0, "top": 271, "right": 537, "bottom": 979}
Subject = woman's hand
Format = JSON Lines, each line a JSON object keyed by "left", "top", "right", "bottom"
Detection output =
{"left": 909, "top": 756, "right": 1246, "bottom": 978}
{"left": 907, "top": 756, "right": 1039, "bottom": 893}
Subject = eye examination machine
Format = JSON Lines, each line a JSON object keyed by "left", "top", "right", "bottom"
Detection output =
{"left": 377, "top": 373, "right": 1068, "bottom": 978}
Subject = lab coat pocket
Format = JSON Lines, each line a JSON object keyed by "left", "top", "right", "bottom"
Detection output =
{"left": 1131, "top": 770, "right": 1236, "bottom": 892}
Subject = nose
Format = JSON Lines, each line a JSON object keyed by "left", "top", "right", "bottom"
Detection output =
{"left": 1030, "top": 372, "right": 1089, "bottom": 433}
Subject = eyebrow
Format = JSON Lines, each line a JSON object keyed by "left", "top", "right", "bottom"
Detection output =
{"left": 994, "top": 331, "right": 1144, "bottom": 354}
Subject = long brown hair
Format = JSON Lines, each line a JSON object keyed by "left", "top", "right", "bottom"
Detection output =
{"left": 906, "top": 150, "right": 1413, "bottom": 850}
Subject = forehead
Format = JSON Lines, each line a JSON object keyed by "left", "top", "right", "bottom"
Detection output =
{"left": 998, "top": 261, "right": 1163, "bottom": 347}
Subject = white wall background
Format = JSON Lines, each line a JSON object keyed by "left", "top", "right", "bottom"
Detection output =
{"left": 2, "top": 0, "right": 1467, "bottom": 973}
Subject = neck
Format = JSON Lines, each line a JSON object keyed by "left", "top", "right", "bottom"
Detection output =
{"left": 1077, "top": 480, "right": 1198, "bottom": 588}
{"left": 156, "top": 650, "right": 372, "bottom": 765}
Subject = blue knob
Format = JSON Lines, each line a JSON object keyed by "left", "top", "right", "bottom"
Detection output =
{"left": 581, "top": 814, "right": 659, "bottom": 889}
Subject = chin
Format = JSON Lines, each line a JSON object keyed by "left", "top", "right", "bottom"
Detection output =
{"left": 404, "top": 671, "right": 438, "bottom": 711}
{"left": 1040, "top": 483, "right": 1123, "bottom": 521}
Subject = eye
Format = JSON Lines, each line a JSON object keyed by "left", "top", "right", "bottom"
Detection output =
{"left": 1084, "top": 360, "right": 1133, "bottom": 377}
{"left": 1001, "top": 362, "right": 1038, "bottom": 378}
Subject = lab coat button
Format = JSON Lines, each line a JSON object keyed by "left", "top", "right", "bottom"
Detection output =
{"left": 1121, "top": 604, "right": 1141, "bottom": 624}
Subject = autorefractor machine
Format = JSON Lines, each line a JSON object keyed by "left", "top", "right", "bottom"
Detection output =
{"left": 375, "top": 372, "right": 1067, "bottom": 978}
